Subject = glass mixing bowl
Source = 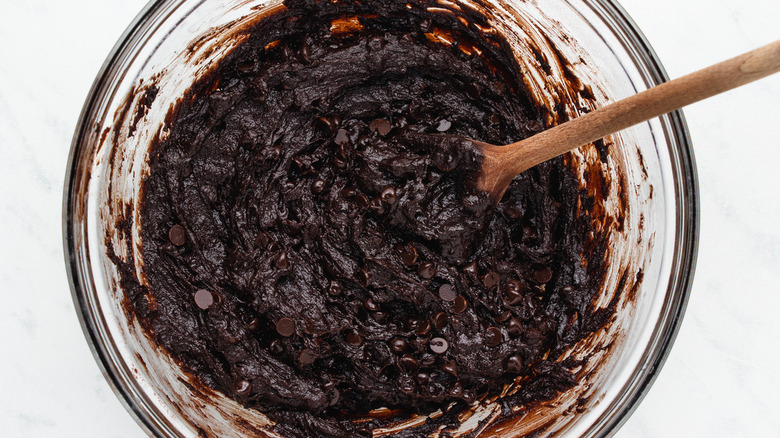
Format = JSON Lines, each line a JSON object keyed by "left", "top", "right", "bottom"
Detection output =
{"left": 63, "top": 0, "right": 698, "bottom": 436}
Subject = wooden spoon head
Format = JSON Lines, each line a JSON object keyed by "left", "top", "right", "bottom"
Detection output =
{"left": 473, "top": 141, "right": 522, "bottom": 204}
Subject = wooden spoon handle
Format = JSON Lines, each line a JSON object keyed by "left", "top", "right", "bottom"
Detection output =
{"left": 503, "top": 39, "right": 780, "bottom": 174}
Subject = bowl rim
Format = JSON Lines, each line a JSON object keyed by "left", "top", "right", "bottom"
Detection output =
{"left": 574, "top": 1, "right": 699, "bottom": 435}
{"left": 62, "top": 0, "right": 699, "bottom": 436}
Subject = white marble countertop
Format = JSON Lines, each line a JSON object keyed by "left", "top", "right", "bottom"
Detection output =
{"left": 1, "top": 0, "right": 778, "bottom": 436}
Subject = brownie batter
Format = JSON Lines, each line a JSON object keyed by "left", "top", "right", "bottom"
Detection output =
{"left": 125, "top": 0, "right": 611, "bottom": 436}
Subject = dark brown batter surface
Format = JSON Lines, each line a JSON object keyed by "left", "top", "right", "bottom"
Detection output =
{"left": 124, "top": 0, "right": 611, "bottom": 436}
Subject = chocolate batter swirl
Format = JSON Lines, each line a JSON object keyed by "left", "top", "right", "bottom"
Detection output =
{"left": 124, "top": 0, "right": 610, "bottom": 436}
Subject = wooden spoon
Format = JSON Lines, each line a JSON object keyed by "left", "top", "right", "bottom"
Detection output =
{"left": 475, "top": 40, "right": 780, "bottom": 203}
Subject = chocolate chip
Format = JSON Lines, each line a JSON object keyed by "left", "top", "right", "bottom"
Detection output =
{"left": 168, "top": 224, "right": 186, "bottom": 246}
{"left": 533, "top": 264, "right": 553, "bottom": 283}
{"left": 438, "top": 284, "right": 457, "bottom": 302}
{"left": 311, "top": 178, "right": 326, "bottom": 194}
{"left": 357, "top": 269, "right": 371, "bottom": 287}
{"left": 436, "top": 119, "right": 452, "bottom": 132}
{"left": 276, "top": 317, "right": 296, "bottom": 337}
{"left": 390, "top": 337, "right": 409, "bottom": 354}
{"left": 462, "top": 261, "right": 479, "bottom": 277}
{"left": 399, "top": 354, "right": 420, "bottom": 373}
{"left": 355, "top": 193, "right": 370, "bottom": 208}
{"left": 234, "top": 379, "right": 252, "bottom": 396}
{"left": 369, "top": 118, "right": 391, "bottom": 136}
{"left": 559, "top": 284, "right": 582, "bottom": 306}
{"left": 297, "top": 41, "right": 311, "bottom": 64}
{"left": 345, "top": 331, "right": 364, "bottom": 346}
{"left": 505, "top": 354, "right": 523, "bottom": 373}
{"left": 193, "top": 289, "right": 214, "bottom": 310}
{"left": 397, "top": 244, "right": 418, "bottom": 266}
{"left": 327, "top": 280, "right": 342, "bottom": 296}
{"left": 354, "top": 427, "right": 372, "bottom": 438}
{"left": 281, "top": 220, "right": 302, "bottom": 236}
{"left": 485, "top": 327, "right": 503, "bottom": 347}
{"left": 292, "top": 156, "right": 308, "bottom": 173}
{"left": 315, "top": 115, "right": 341, "bottom": 133}
{"left": 440, "top": 361, "right": 458, "bottom": 376}
{"left": 337, "top": 142, "right": 349, "bottom": 160}
{"left": 333, "top": 155, "right": 348, "bottom": 170}
{"left": 453, "top": 295, "right": 468, "bottom": 313}
{"left": 274, "top": 251, "right": 292, "bottom": 271}
{"left": 380, "top": 186, "right": 397, "bottom": 205}
{"left": 363, "top": 297, "right": 380, "bottom": 312}
{"left": 507, "top": 318, "right": 523, "bottom": 337}
{"left": 415, "top": 370, "right": 430, "bottom": 384}
{"left": 432, "top": 312, "right": 448, "bottom": 329}
{"left": 414, "top": 320, "right": 432, "bottom": 336}
{"left": 298, "top": 348, "right": 317, "bottom": 365}
{"left": 430, "top": 337, "right": 449, "bottom": 354}
{"left": 334, "top": 128, "right": 349, "bottom": 145}
{"left": 410, "top": 338, "right": 426, "bottom": 351}
{"left": 417, "top": 262, "right": 436, "bottom": 279}
{"left": 503, "top": 279, "right": 525, "bottom": 305}
{"left": 495, "top": 311, "right": 512, "bottom": 323}
{"left": 270, "top": 145, "right": 281, "bottom": 160}
{"left": 481, "top": 271, "right": 500, "bottom": 289}
{"left": 247, "top": 317, "right": 261, "bottom": 332}
{"left": 560, "top": 285, "right": 575, "bottom": 294}
{"left": 448, "top": 381, "right": 463, "bottom": 397}
{"left": 281, "top": 43, "right": 292, "bottom": 59}
{"left": 341, "top": 186, "right": 357, "bottom": 199}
